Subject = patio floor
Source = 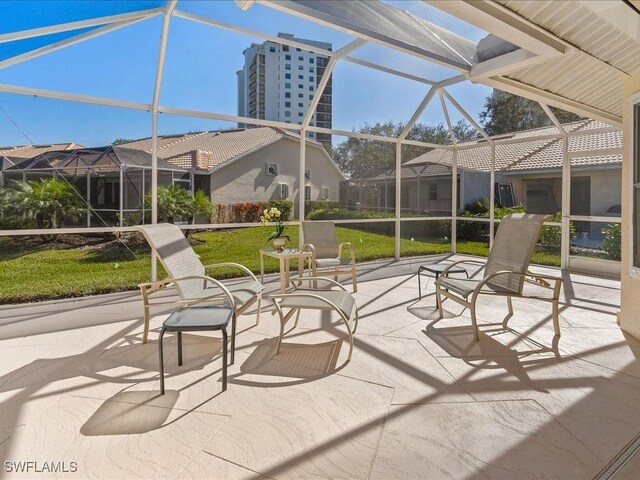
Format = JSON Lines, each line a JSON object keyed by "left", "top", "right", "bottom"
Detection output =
{"left": 1, "top": 254, "right": 639, "bottom": 479}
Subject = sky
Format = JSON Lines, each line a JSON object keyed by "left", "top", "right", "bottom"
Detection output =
{"left": 0, "top": 0, "right": 492, "bottom": 148}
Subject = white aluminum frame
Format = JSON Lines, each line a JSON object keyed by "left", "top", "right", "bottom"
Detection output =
{"left": 0, "top": 0, "right": 625, "bottom": 276}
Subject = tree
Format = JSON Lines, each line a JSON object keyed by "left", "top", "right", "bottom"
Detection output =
{"left": 4, "top": 178, "right": 85, "bottom": 229}
{"left": 479, "top": 90, "right": 582, "bottom": 136}
{"left": 331, "top": 120, "right": 476, "bottom": 177}
{"left": 112, "top": 138, "right": 134, "bottom": 145}
{"left": 144, "top": 185, "right": 213, "bottom": 224}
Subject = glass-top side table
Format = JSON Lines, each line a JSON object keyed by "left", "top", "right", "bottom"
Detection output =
{"left": 418, "top": 264, "right": 468, "bottom": 300}
{"left": 260, "top": 248, "right": 313, "bottom": 293}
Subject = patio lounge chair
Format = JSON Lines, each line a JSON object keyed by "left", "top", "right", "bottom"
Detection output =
{"left": 136, "top": 223, "right": 263, "bottom": 345}
{"left": 302, "top": 221, "right": 357, "bottom": 292}
{"left": 270, "top": 277, "right": 358, "bottom": 360}
{"left": 435, "top": 213, "right": 562, "bottom": 341}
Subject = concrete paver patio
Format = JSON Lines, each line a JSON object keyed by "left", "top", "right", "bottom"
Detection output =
{"left": 1, "top": 254, "right": 639, "bottom": 479}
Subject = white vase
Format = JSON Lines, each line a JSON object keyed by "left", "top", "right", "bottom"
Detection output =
{"left": 273, "top": 237, "right": 286, "bottom": 252}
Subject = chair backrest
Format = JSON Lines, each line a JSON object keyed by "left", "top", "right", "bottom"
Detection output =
{"left": 302, "top": 221, "right": 339, "bottom": 259}
{"left": 484, "top": 213, "right": 547, "bottom": 294}
{"left": 136, "top": 223, "right": 205, "bottom": 300}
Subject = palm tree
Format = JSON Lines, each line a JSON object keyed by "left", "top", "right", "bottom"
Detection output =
{"left": 7, "top": 178, "right": 85, "bottom": 229}
{"left": 144, "top": 185, "right": 213, "bottom": 224}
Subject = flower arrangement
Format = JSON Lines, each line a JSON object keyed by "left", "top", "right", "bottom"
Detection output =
{"left": 261, "top": 207, "right": 290, "bottom": 251}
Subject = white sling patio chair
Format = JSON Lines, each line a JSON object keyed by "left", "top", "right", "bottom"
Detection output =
{"left": 435, "top": 213, "right": 562, "bottom": 341}
{"left": 302, "top": 221, "right": 357, "bottom": 292}
{"left": 270, "top": 277, "right": 358, "bottom": 360}
{"left": 136, "top": 223, "right": 263, "bottom": 344}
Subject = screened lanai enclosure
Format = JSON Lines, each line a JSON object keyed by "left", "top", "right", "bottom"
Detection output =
{"left": 1, "top": 145, "right": 191, "bottom": 226}
{"left": 0, "top": 0, "right": 628, "bottom": 280}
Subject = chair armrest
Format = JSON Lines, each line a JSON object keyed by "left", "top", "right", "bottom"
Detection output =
{"left": 204, "top": 262, "right": 259, "bottom": 283}
{"left": 338, "top": 242, "right": 356, "bottom": 262}
{"left": 140, "top": 275, "right": 236, "bottom": 310}
{"left": 472, "top": 270, "right": 562, "bottom": 301}
{"left": 441, "top": 259, "right": 485, "bottom": 277}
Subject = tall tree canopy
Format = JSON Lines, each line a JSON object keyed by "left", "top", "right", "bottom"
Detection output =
{"left": 479, "top": 90, "right": 582, "bottom": 136}
{"left": 329, "top": 120, "right": 476, "bottom": 177}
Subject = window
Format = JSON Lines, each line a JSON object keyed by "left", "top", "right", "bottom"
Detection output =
{"left": 428, "top": 183, "right": 438, "bottom": 201}
{"left": 269, "top": 46, "right": 276, "bottom": 52}
{"left": 285, "top": 82, "right": 291, "bottom": 89}
{"left": 296, "top": 47, "right": 301, "bottom": 51}
{"left": 309, "top": 58, "right": 314, "bottom": 64}
{"left": 298, "top": 56, "right": 303, "bottom": 61}
{"left": 285, "top": 73, "right": 291, "bottom": 79}
{"left": 285, "top": 64, "right": 291, "bottom": 70}
{"left": 285, "top": 92, "right": 290, "bottom": 98}
{"left": 298, "top": 102, "right": 303, "bottom": 107}
{"left": 265, "top": 163, "right": 278, "bottom": 176}
{"left": 305, "top": 169, "right": 311, "bottom": 181}
{"left": 298, "top": 74, "right": 304, "bottom": 80}
{"left": 283, "top": 45, "right": 289, "bottom": 52}
{"left": 309, "top": 76, "right": 314, "bottom": 82}
{"left": 298, "top": 65, "right": 303, "bottom": 70}
{"left": 298, "top": 84, "right": 303, "bottom": 89}
{"left": 322, "top": 187, "right": 329, "bottom": 200}
{"left": 309, "top": 67, "right": 314, "bottom": 73}
{"left": 285, "top": 54, "right": 291, "bottom": 60}
{"left": 304, "top": 185, "right": 311, "bottom": 201}
{"left": 279, "top": 183, "right": 289, "bottom": 199}
{"left": 309, "top": 95, "right": 313, "bottom": 100}
{"left": 285, "top": 101, "right": 291, "bottom": 107}
{"left": 298, "top": 93, "right": 304, "bottom": 98}
{"left": 634, "top": 99, "right": 640, "bottom": 270}
{"left": 298, "top": 112, "right": 303, "bottom": 117}
{"left": 285, "top": 111, "right": 291, "bottom": 117}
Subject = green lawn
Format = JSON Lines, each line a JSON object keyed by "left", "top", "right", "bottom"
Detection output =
{"left": 0, "top": 226, "right": 560, "bottom": 304}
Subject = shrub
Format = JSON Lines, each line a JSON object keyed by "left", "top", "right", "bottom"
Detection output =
{"left": 144, "top": 186, "right": 213, "bottom": 224}
{"left": 214, "top": 200, "right": 293, "bottom": 223}
{"left": 306, "top": 200, "right": 340, "bottom": 215}
{"left": 306, "top": 208, "right": 394, "bottom": 221}
{"left": 601, "top": 223, "right": 621, "bottom": 260}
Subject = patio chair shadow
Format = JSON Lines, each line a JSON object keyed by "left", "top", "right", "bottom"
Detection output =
{"left": 80, "top": 390, "right": 179, "bottom": 436}
{"left": 228, "top": 337, "right": 344, "bottom": 387}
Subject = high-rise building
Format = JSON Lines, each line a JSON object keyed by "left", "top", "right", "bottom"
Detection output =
{"left": 237, "top": 33, "right": 332, "bottom": 145}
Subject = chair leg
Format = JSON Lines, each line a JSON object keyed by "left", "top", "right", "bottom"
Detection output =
{"left": 352, "top": 266, "right": 357, "bottom": 293}
{"left": 158, "top": 327, "right": 166, "bottom": 395}
{"left": 177, "top": 331, "right": 183, "bottom": 367}
{"left": 435, "top": 286, "right": 443, "bottom": 319}
{"left": 507, "top": 296, "right": 514, "bottom": 315}
{"left": 470, "top": 298, "right": 480, "bottom": 341}
{"left": 221, "top": 327, "right": 228, "bottom": 392}
{"left": 418, "top": 268, "right": 422, "bottom": 300}
{"left": 230, "top": 312, "right": 236, "bottom": 366}
{"left": 552, "top": 299, "right": 561, "bottom": 336}
{"left": 141, "top": 295, "right": 151, "bottom": 345}
{"left": 255, "top": 293, "right": 262, "bottom": 326}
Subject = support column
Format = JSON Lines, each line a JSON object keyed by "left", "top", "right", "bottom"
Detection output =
{"left": 395, "top": 140, "right": 402, "bottom": 260}
{"left": 86, "top": 169, "right": 91, "bottom": 227}
{"left": 298, "top": 128, "right": 306, "bottom": 248}
{"left": 119, "top": 164, "right": 124, "bottom": 228}
{"left": 451, "top": 148, "right": 457, "bottom": 253}
{"left": 151, "top": 111, "right": 158, "bottom": 281}
{"left": 561, "top": 135, "right": 570, "bottom": 269}
{"left": 489, "top": 143, "right": 495, "bottom": 250}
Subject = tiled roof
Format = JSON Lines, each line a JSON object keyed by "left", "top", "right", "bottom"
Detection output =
{"left": 405, "top": 119, "right": 621, "bottom": 173}
{"left": 0, "top": 143, "right": 83, "bottom": 159}
{"left": 120, "top": 127, "right": 322, "bottom": 171}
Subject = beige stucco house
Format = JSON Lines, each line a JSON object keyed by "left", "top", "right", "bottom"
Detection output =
{"left": 122, "top": 127, "right": 344, "bottom": 216}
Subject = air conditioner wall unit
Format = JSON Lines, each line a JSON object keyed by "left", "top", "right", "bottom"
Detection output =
{"left": 279, "top": 183, "right": 289, "bottom": 199}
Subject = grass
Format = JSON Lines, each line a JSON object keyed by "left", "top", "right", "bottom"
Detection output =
{"left": 0, "top": 226, "right": 561, "bottom": 304}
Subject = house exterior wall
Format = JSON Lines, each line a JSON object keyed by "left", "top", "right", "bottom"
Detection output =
{"left": 619, "top": 70, "right": 640, "bottom": 340}
{"left": 209, "top": 138, "right": 343, "bottom": 216}
{"left": 459, "top": 171, "right": 492, "bottom": 208}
